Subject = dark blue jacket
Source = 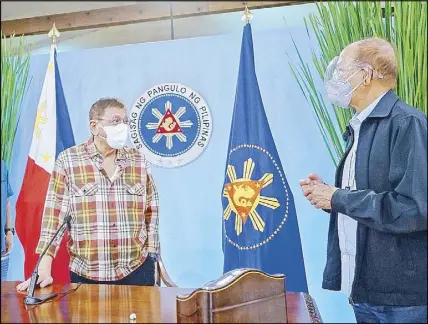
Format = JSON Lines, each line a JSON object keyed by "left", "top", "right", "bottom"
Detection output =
{"left": 323, "top": 90, "right": 427, "bottom": 306}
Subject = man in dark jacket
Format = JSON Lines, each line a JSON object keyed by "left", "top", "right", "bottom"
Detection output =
{"left": 300, "top": 37, "right": 427, "bottom": 323}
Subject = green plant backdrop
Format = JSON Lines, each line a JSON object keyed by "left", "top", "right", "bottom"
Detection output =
{"left": 1, "top": 32, "right": 32, "bottom": 167}
{"left": 288, "top": 1, "right": 427, "bottom": 166}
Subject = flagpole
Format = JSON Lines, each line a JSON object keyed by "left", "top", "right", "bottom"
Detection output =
{"left": 241, "top": 3, "right": 254, "bottom": 24}
{"left": 48, "top": 23, "right": 60, "bottom": 46}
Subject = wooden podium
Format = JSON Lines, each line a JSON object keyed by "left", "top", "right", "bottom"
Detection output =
{"left": 177, "top": 268, "right": 288, "bottom": 323}
{"left": 1, "top": 281, "right": 322, "bottom": 323}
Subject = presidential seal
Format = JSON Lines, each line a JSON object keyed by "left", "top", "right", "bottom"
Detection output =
{"left": 222, "top": 144, "right": 290, "bottom": 250}
{"left": 129, "top": 83, "right": 212, "bottom": 168}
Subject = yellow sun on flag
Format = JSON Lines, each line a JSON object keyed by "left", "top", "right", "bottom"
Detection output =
{"left": 41, "top": 153, "right": 52, "bottom": 163}
{"left": 223, "top": 158, "right": 280, "bottom": 235}
{"left": 34, "top": 101, "right": 48, "bottom": 139}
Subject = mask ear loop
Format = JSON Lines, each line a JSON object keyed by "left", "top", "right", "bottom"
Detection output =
{"left": 342, "top": 68, "right": 368, "bottom": 97}
{"left": 90, "top": 120, "right": 107, "bottom": 140}
{"left": 97, "top": 124, "right": 108, "bottom": 141}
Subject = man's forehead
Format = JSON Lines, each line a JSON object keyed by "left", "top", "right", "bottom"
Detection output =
{"left": 103, "top": 107, "right": 126, "bottom": 117}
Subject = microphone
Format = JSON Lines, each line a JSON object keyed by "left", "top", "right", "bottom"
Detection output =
{"left": 24, "top": 214, "right": 72, "bottom": 306}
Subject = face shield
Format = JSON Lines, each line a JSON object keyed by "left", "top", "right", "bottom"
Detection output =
{"left": 324, "top": 56, "right": 384, "bottom": 108}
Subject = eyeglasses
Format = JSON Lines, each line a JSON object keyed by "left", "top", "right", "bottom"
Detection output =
{"left": 97, "top": 116, "right": 129, "bottom": 126}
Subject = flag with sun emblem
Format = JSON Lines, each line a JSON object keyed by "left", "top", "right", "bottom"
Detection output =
{"left": 222, "top": 23, "right": 308, "bottom": 293}
{"left": 15, "top": 45, "right": 75, "bottom": 283}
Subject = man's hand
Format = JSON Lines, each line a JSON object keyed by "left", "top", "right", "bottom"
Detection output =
{"left": 16, "top": 255, "right": 53, "bottom": 291}
{"left": 16, "top": 270, "right": 53, "bottom": 292}
{"left": 299, "top": 173, "right": 324, "bottom": 197}
{"left": 5, "top": 232, "right": 13, "bottom": 253}
{"left": 306, "top": 184, "right": 339, "bottom": 209}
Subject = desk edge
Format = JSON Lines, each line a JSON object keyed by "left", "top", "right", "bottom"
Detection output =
{"left": 303, "top": 293, "right": 323, "bottom": 323}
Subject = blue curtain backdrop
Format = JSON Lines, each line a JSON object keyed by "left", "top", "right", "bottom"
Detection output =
{"left": 7, "top": 7, "right": 356, "bottom": 323}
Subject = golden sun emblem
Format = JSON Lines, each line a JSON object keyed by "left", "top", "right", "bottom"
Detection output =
{"left": 41, "top": 153, "right": 52, "bottom": 163}
{"left": 34, "top": 101, "right": 48, "bottom": 139}
{"left": 223, "top": 158, "right": 280, "bottom": 236}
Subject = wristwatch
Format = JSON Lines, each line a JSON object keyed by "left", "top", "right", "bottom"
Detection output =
{"left": 4, "top": 228, "right": 15, "bottom": 235}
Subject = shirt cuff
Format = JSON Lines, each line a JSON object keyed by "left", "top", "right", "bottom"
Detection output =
{"left": 36, "top": 244, "right": 57, "bottom": 259}
{"left": 146, "top": 246, "right": 158, "bottom": 254}
{"left": 331, "top": 188, "right": 349, "bottom": 214}
{"left": 148, "top": 252, "right": 159, "bottom": 261}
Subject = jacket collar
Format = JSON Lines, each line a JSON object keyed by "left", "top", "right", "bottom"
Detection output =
{"left": 342, "top": 89, "right": 399, "bottom": 141}
{"left": 342, "top": 125, "right": 352, "bottom": 142}
{"left": 366, "top": 89, "right": 399, "bottom": 118}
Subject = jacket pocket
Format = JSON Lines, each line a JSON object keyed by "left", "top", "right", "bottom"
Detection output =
{"left": 403, "top": 238, "right": 416, "bottom": 272}
{"left": 363, "top": 232, "right": 416, "bottom": 292}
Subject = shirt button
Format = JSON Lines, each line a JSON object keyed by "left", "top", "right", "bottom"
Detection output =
{"left": 112, "top": 223, "right": 116, "bottom": 227}
{"left": 110, "top": 202, "right": 116, "bottom": 208}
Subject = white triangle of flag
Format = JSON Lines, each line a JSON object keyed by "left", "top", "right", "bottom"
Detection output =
{"left": 28, "top": 44, "right": 57, "bottom": 174}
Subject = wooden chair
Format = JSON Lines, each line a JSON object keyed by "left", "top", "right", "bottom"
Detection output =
{"left": 154, "top": 248, "right": 177, "bottom": 287}
{"left": 176, "top": 268, "right": 287, "bottom": 323}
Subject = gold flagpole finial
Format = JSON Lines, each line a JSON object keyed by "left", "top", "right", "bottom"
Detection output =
{"left": 48, "top": 23, "right": 60, "bottom": 45}
{"left": 241, "top": 3, "right": 253, "bottom": 24}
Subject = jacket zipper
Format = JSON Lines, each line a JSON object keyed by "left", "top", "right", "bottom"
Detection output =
{"left": 335, "top": 127, "right": 355, "bottom": 189}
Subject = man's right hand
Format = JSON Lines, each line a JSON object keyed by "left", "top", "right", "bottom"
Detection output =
{"left": 16, "top": 271, "right": 53, "bottom": 291}
{"left": 299, "top": 173, "right": 325, "bottom": 197}
{"left": 16, "top": 255, "right": 54, "bottom": 291}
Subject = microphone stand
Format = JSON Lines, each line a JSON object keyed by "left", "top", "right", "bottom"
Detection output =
{"left": 24, "top": 215, "right": 72, "bottom": 306}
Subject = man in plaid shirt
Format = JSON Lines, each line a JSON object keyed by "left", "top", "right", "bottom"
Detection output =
{"left": 17, "top": 98, "right": 159, "bottom": 289}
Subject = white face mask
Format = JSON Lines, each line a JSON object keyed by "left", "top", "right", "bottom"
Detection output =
{"left": 97, "top": 123, "right": 129, "bottom": 149}
{"left": 324, "top": 70, "right": 363, "bottom": 108}
{"left": 324, "top": 56, "right": 383, "bottom": 109}
{"left": 324, "top": 56, "right": 362, "bottom": 108}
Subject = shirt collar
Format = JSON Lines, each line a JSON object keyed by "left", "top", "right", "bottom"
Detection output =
{"left": 352, "top": 92, "right": 387, "bottom": 124}
{"left": 84, "top": 136, "right": 128, "bottom": 164}
{"left": 85, "top": 136, "right": 99, "bottom": 159}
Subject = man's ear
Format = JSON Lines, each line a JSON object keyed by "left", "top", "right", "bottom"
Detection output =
{"left": 363, "top": 68, "right": 373, "bottom": 86}
{"left": 89, "top": 120, "right": 98, "bottom": 135}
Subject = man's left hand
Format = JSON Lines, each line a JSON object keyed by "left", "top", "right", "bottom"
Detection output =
{"left": 306, "top": 184, "right": 339, "bottom": 209}
{"left": 5, "top": 232, "right": 13, "bottom": 253}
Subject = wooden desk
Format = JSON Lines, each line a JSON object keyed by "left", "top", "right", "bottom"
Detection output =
{"left": 1, "top": 282, "right": 322, "bottom": 323}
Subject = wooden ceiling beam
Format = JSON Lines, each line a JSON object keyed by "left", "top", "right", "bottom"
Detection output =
{"left": 1, "top": 1, "right": 311, "bottom": 37}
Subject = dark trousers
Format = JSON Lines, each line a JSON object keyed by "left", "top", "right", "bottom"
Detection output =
{"left": 70, "top": 256, "right": 155, "bottom": 286}
{"left": 353, "top": 303, "right": 427, "bottom": 323}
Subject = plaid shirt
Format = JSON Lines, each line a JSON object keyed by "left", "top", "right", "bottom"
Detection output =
{"left": 36, "top": 137, "right": 159, "bottom": 281}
